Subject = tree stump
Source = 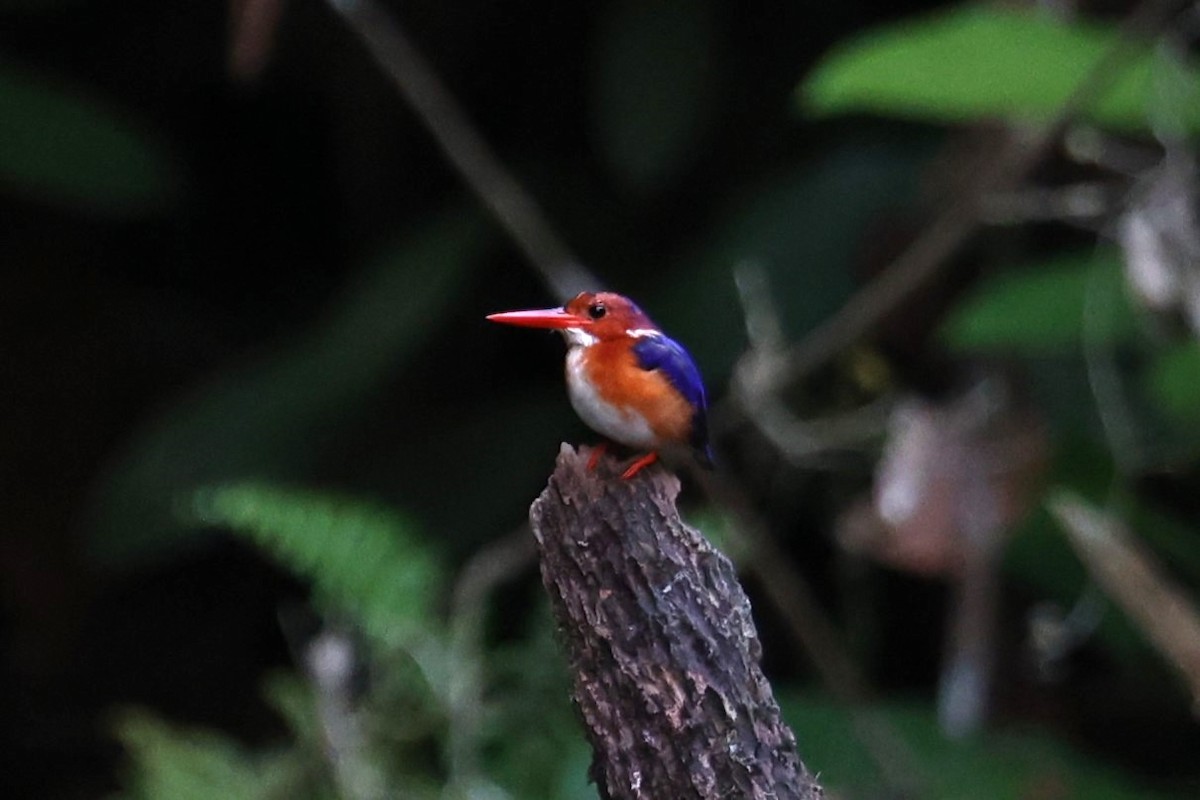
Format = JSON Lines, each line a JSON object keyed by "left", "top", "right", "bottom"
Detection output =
{"left": 529, "top": 445, "right": 823, "bottom": 800}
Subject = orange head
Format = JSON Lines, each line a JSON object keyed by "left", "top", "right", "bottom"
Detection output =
{"left": 487, "top": 292, "right": 657, "bottom": 343}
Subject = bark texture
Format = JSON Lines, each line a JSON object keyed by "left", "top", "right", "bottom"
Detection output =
{"left": 529, "top": 445, "right": 822, "bottom": 800}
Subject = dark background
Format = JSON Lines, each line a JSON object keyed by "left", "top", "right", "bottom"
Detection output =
{"left": 4, "top": 1, "right": 1200, "bottom": 797}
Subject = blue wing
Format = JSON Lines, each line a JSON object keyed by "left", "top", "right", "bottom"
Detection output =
{"left": 632, "top": 334, "right": 714, "bottom": 465}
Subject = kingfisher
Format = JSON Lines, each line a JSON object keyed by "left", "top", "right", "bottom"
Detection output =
{"left": 487, "top": 291, "right": 713, "bottom": 479}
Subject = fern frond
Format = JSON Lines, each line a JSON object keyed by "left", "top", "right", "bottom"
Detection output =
{"left": 112, "top": 709, "right": 317, "bottom": 800}
{"left": 191, "top": 483, "right": 442, "bottom": 647}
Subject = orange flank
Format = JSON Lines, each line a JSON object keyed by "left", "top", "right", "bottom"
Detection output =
{"left": 580, "top": 340, "right": 694, "bottom": 445}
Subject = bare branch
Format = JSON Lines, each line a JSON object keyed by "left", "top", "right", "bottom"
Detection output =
{"left": 531, "top": 445, "right": 822, "bottom": 799}
{"left": 327, "top": 0, "right": 598, "bottom": 302}
{"left": 731, "top": 262, "right": 890, "bottom": 465}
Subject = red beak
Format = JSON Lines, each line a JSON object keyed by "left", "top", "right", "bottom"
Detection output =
{"left": 486, "top": 307, "right": 591, "bottom": 330}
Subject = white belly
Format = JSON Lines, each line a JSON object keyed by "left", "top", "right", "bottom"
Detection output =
{"left": 565, "top": 348, "right": 658, "bottom": 449}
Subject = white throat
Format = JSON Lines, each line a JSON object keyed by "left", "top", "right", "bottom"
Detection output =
{"left": 562, "top": 327, "right": 598, "bottom": 348}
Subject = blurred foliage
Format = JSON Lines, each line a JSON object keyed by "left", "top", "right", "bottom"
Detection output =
{"left": 590, "top": 0, "right": 721, "bottom": 195}
{"left": 88, "top": 210, "right": 487, "bottom": 566}
{"left": 1002, "top": 441, "right": 1164, "bottom": 660}
{"left": 800, "top": 4, "right": 1200, "bottom": 133}
{"left": 660, "top": 138, "right": 933, "bottom": 379}
{"left": 0, "top": 56, "right": 179, "bottom": 214}
{"left": 110, "top": 482, "right": 1179, "bottom": 799}
{"left": 940, "top": 249, "right": 1141, "bottom": 353}
{"left": 940, "top": 246, "right": 1200, "bottom": 460}
{"left": 796, "top": 3, "right": 1200, "bottom": 794}
{"left": 191, "top": 484, "right": 441, "bottom": 648}
{"left": 783, "top": 694, "right": 1179, "bottom": 800}
{"left": 1148, "top": 341, "right": 1200, "bottom": 424}
{"left": 113, "top": 708, "right": 318, "bottom": 800}
{"left": 4, "top": 0, "right": 1199, "bottom": 797}
{"left": 112, "top": 483, "right": 593, "bottom": 800}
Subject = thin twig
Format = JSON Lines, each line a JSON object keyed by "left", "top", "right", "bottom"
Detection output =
{"left": 732, "top": 262, "right": 890, "bottom": 465}
{"left": 980, "top": 181, "right": 1116, "bottom": 227}
{"left": 446, "top": 528, "right": 537, "bottom": 785}
{"left": 1050, "top": 492, "right": 1200, "bottom": 712}
{"left": 228, "top": 0, "right": 288, "bottom": 81}
{"left": 327, "top": 0, "right": 598, "bottom": 302}
{"left": 305, "top": 630, "right": 388, "bottom": 800}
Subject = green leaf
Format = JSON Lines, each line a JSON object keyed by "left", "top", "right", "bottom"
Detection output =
{"left": 0, "top": 57, "right": 179, "bottom": 214}
{"left": 88, "top": 209, "right": 486, "bottom": 566}
{"left": 260, "top": 671, "right": 322, "bottom": 745}
{"left": 191, "top": 483, "right": 442, "bottom": 647}
{"left": 112, "top": 709, "right": 317, "bottom": 800}
{"left": 941, "top": 249, "right": 1140, "bottom": 353}
{"left": 590, "top": 0, "right": 721, "bottom": 195}
{"left": 799, "top": 5, "right": 1200, "bottom": 133}
{"left": 1147, "top": 341, "right": 1200, "bottom": 423}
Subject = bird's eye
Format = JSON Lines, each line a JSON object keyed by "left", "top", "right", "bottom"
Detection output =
{"left": 587, "top": 303, "right": 606, "bottom": 320}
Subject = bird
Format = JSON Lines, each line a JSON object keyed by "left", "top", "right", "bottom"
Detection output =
{"left": 487, "top": 291, "right": 713, "bottom": 479}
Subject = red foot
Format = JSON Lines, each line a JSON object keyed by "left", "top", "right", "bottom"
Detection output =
{"left": 620, "top": 451, "right": 659, "bottom": 480}
{"left": 586, "top": 442, "right": 608, "bottom": 471}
